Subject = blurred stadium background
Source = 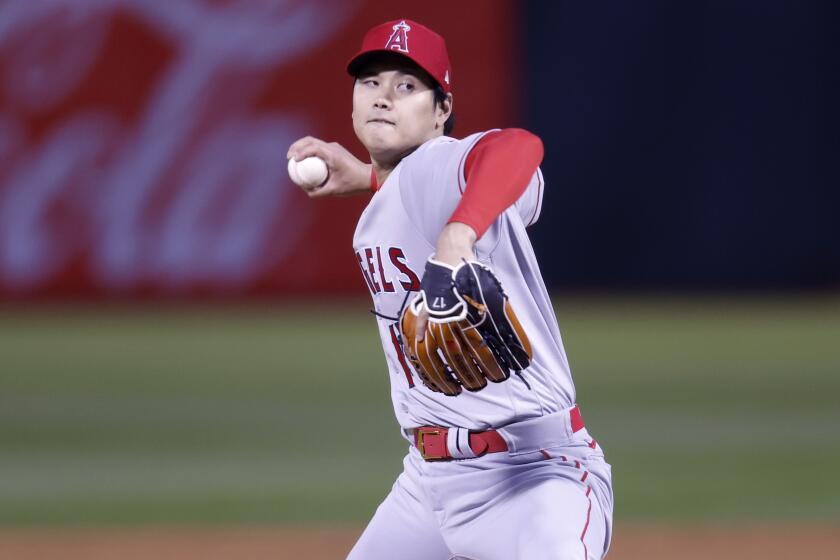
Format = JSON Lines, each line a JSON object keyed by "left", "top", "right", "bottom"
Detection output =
{"left": 0, "top": 0, "right": 837, "bottom": 558}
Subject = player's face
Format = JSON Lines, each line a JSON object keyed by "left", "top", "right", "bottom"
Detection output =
{"left": 352, "top": 58, "right": 451, "bottom": 165}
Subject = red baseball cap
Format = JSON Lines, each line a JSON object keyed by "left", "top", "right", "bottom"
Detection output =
{"left": 347, "top": 19, "right": 453, "bottom": 93}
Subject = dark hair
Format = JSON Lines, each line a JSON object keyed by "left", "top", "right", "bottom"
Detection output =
{"left": 434, "top": 85, "right": 455, "bottom": 136}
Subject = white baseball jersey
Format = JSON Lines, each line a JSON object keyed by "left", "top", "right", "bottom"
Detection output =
{"left": 353, "top": 130, "right": 575, "bottom": 431}
{"left": 349, "top": 130, "right": 613, "bottom": 560}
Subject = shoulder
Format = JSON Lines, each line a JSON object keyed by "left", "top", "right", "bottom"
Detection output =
{"left": 410, "top": 131, "right": 501, "bottom": 158}
{"left": 402, "top": 131, "right": 499, "bottom": 170}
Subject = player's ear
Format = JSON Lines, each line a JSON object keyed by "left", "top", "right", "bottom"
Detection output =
{"left": 436, "top": 93, "right": 453, "bottom": 130}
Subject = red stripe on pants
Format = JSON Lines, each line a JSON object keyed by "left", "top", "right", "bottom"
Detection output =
{"left": 580, "top": 487, "right": 592, "bottom": 559}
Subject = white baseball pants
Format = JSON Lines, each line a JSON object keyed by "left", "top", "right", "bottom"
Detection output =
{"left": 346, "top": 427, "right": 613, "bottom": 560}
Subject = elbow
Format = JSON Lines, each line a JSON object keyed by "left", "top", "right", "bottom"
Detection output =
{"left": 501, "top": 128, "right": 544, "bottom": 164}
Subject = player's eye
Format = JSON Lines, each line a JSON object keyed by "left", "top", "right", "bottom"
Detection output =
{"left": 361, "top": 78, "right": 378, "bottom": 87}
{"left": 397, "top": 81, "right": 415, "bottom": 92}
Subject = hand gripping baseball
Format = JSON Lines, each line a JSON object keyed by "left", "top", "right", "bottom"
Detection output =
{"left": 400, "top": 259, "right": 533, "bottom": 396}
{"left": 286, "top": 136, "right": 371, "bottom": 197}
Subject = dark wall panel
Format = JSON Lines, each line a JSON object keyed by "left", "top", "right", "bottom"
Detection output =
{"left": 524, "top": 1, "right": 839, "bottom": 289}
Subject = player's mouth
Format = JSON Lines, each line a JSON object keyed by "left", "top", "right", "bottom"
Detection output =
{"left": 367, "top": 118, "right": 396, "bottom": 126}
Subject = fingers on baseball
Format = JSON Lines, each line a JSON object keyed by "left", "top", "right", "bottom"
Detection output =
{"left": 303, "top": 182, "right": 331, "bottom": 197}
{"left": 286, "top": 136, "right": 315, "bottom": 160}
{"left": 288, "top": 136, "right": 332, "bottom": 165}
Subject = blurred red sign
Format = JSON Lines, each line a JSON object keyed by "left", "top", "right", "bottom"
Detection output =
{"left": 0, "top": 0, "right": 516, "bottom": 299}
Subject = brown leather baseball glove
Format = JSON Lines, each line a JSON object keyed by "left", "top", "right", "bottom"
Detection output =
{"left": 400, "top": 259, "right": 532, "bottom": 396}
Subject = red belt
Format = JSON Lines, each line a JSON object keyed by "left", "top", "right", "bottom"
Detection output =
{"left": 413, "top": 405, "right": 585, "bottom": 462}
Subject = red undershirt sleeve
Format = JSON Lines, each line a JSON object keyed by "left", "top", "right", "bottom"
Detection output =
{"left": 448, "top": 128, "right": 544, "bottom": 238}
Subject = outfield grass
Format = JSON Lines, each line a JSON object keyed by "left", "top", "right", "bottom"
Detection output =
{"left": 1, "top": 296, "right": 838, "bottom": 525}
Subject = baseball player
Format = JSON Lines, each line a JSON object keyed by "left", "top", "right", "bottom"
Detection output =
{"left": 287, "top": 19, "right": 613, "bottom": 560}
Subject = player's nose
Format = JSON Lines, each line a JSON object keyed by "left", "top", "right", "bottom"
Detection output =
{"left": 373, "top": 96, "right": 392, "bottom": 110}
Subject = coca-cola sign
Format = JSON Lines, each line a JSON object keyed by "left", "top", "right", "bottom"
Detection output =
{"left": 0, "top": 0, "right": 514, "bottom": 299}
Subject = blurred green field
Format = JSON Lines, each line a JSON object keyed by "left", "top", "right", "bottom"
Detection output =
{"left": 1, "top": 296, "right": 839, "bottom": 526}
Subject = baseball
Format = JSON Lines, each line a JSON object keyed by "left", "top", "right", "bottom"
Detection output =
{"left": 288, "top": 156, "right": 328, "bottom": 188}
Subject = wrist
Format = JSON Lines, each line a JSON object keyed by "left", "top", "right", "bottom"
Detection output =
{"left": 434, "top": 222, "right": 477, "bottom": 266}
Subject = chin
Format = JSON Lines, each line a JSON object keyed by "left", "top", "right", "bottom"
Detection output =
{"left": 363, "top": 133, "right": 401, "bottom": 156}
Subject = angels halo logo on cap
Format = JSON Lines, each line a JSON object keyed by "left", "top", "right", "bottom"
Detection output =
{"left": 384, "top": 20, "right": 411, "bottom": 53}
{"left": 346, "top": 18, "right": 453, "bottom": 94}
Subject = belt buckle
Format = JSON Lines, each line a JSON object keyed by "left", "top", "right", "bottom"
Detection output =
{"left": 416, "top": 427, "right": 447, "bottom": 461}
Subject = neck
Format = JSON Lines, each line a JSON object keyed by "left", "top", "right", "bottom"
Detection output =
{"left": 368, "top": 132, "right": 443, "bottom": 185}
{"left": 372, "top": 161, "right": 396, "bottom": 186}
{"left": 370, "top": 145, "right": 417, "bottom": 185}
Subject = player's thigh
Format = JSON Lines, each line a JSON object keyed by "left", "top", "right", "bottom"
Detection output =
{"left": 446, "top": 476, "right": 607, "bottom": 560}
{"left": 346, "top": 473, "right": 451, "bottom": 560}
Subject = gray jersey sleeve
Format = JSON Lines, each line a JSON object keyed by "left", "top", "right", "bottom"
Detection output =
{"left": 514, "top": 167, "right": 545, "bottom": 227}
{"left": 399, "top": 131, "right": 545, "bottom": 251}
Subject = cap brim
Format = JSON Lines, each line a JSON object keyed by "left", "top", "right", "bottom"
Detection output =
{"left": 346, "top": 50, "right": 441, "bottom": 89}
